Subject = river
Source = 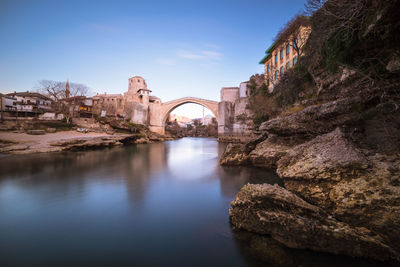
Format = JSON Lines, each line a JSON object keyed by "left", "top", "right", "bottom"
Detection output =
{"left": 0, "top": 138, "right": 383, "bottom": 266}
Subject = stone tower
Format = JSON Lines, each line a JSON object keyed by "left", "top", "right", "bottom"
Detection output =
{"left": 128, "top": 76, "right": 147, "bottom": 93}
{"left": 65, "top": 80, "right": 70, "bottom": 98}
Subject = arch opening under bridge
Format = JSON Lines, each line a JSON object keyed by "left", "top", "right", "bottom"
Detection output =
{"left": 148, "top": 97, "right": 219, "bottom": 134}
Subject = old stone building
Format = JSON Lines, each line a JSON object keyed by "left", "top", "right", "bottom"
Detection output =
{"left": 92, "top": 76, "right": 162, "bottom": 125}
{"left": 92, "top": 93, "right": 124, "bottom": 117}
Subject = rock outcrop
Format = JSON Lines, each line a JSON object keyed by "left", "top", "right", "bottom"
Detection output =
{"left": 230, "top": 184, "right": 397, "bottom": 260}
{"left": 259, "top": 97, "right": 363, "bottom": 136}
{"left": 224, "top": 84, "right": 400, "bottom": 261}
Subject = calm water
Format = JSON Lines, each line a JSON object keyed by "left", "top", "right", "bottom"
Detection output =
{"left": 0, "top": 138, "right": 386, "bottom": 266}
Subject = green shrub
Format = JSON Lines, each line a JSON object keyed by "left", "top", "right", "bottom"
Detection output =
{"left": 273, "top": 58, "right": 315, "bottom": 108}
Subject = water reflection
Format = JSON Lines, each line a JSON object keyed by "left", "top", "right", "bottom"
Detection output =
{"left": 0, "top": 138, "right": 388, "bottom": 266}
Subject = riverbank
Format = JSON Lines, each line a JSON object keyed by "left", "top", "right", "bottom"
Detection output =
{"left": 219, "top": 70, "right": 400, "bottom": 263}
{"left": 0, "top": 130, "right": 174, "bottom": 154}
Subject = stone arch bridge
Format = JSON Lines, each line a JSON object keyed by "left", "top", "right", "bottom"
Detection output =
{"left": 148, "top": 97, "right": 219, "bottom": 134}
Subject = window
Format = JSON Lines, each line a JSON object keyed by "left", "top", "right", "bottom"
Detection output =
{"left": 286, "top": 44, "right": 290, "bottom": 55}
{"left": 293, "top": 38, "right": 297, "bottom": 49}
{"left": 293, "top": 57, "right": 297, "bottom": 65}
{"left": 275, "top": 70, "right": 278, "bottom": 80}
{"left": 267, "top": 79, "right": 270, "bottom": 86}
{"left": 286, "top": 61, "right": 290, "bottom": 69}
{"left": 274, "top": 54, "right": 278, "bottom": 64}
{"left": 137, "top": 79, "right": 140, "bottom": 83}
{"left": 280, "top": 49, "right": 283, "bottom": 59}
{"left": 267, "top": 65, "right": 270, "bottom": 73}
{"left": 280, "top": 66, "right": 284, "bottom": 74}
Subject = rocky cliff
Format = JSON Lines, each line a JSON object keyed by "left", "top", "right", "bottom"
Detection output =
{"left": 221, "top": 73, "right": 400, "bottom": 262}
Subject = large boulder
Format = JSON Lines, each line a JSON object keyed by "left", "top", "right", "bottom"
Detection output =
{"left": 230, "top": 183, "right": 397, "bottom": 261}
{"left": 275, "top": 128, "right": 400, "bottom": 255}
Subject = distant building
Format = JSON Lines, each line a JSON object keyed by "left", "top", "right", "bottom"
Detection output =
{"left": 61, "top": 96, "right": 94, "bottom": 118}
{"left": 91, "top": 76, "right": 162, "bottom": 124}
{"left": 259, "top": 17, "right": 311, "bottom": 92}
{"left": 5, "top": 91, "right": 53, "bottom": 114}
{"left": 92, "top": 93, "right": 124, "bottom": 117}
{"left": 0, "top": 94, "right": 17, "bottom": 111}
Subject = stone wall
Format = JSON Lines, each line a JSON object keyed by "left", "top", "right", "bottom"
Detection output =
{"left": 218, "top": 101, "right": 234, "bottom": 135}
{"left": 218, "top": 97, "right": 253, "bottom": 138}
{"left": 129, "top": 102, "right": 149, "bottom": 125}
{"left": 220, "top": 87, "right": 239, "bottom": 102}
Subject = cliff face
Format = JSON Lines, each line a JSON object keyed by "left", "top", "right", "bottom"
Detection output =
{"left": 222, "top": 74, "right": 400, "bottom": 261}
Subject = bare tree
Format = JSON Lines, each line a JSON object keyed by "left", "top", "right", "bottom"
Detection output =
{"left": 36, "top": 80, "right": 91, "bottom": 123}
{"left": 274, "top": 15, "right": 311, "bottom": 58}
{"left": 36, "top": 80, "right": 90, "bottom": 100}
{"left": 36, "top": 80, "right": 64, "bottom": 101}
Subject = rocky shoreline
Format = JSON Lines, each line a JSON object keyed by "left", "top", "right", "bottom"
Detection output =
{"left": 0, "top": 130, "right": 174, "bottom": 155}
{"left": 220, "top": 85, "right": 400, "bottom": 262}
{"left": 0, "top": 118, "right": 176, "bottom": 155}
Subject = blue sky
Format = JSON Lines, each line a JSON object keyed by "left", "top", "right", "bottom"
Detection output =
{"left": 0, "top": 0, "right": 306, "bottom": 118}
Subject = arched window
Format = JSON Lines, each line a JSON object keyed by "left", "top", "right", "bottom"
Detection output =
{"left": 286, "top": 61, "right": 290, "bottom": 69}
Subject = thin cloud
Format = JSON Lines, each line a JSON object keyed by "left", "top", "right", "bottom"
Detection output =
{"left": 201, "top": 50, "right": 222, "bottom": 59}
{"left": 177, "top": 50, "right": 204, "bottom": 59}
{"left": 177, "top": 50, "right": 223, "bottom": 60}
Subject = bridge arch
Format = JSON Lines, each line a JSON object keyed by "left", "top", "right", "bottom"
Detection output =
{"left": 148, "top": 97, "right": 219, "bottom": 134}
{"left": 161, "top": 97, "right": 219, "bottom": 126}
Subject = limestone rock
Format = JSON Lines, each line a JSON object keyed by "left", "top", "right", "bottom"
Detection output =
{"left": 249, "top": 136, "right": 291, "bottom": 169}
{"left": 273, "top": 128, "right": 400, "bottom": 255}
{"left": 277, "top": 128, "right": 368, "bottom": 181}
{"left": 229, "top": 183, "right": 397, "bottom": 261}
{"left": 219, "top": 143, "right": 250, "bottom": 166}
{"left": 386, "top": 54, "right": 400, "bottom": 73}
{"left": 259, "top": 97, "right": 362, "bottom": 136}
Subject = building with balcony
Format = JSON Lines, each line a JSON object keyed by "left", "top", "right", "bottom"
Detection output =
{"left": 5, "top": 91, "right": 53, "bottom": 115}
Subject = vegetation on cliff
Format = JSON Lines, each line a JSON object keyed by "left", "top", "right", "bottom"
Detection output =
{"left": 248, "top": 0, "right": 400, "bottom": 128}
